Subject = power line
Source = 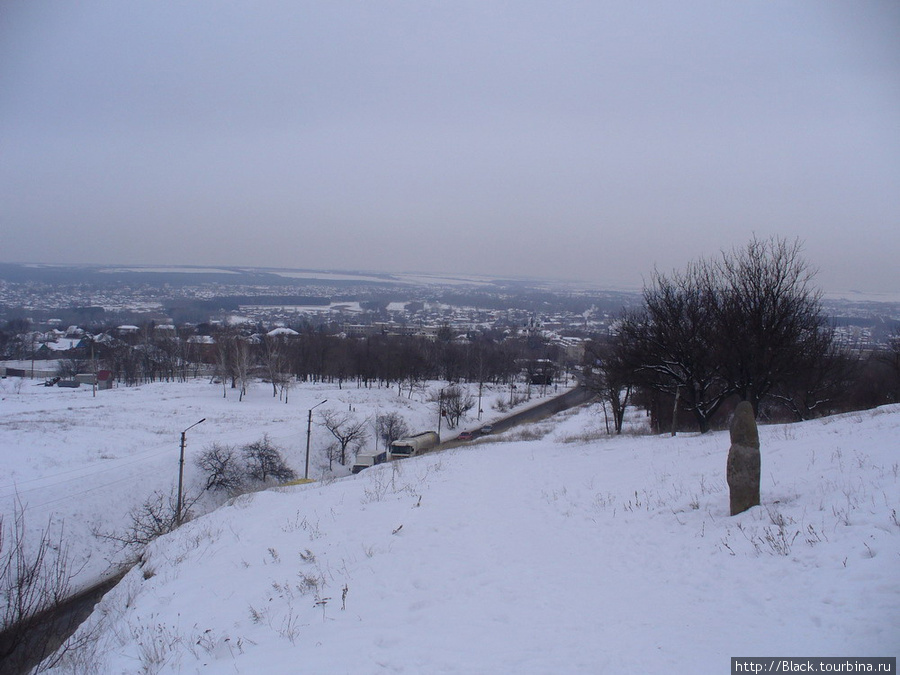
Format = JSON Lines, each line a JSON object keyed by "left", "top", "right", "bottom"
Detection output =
{"left": 0, "top": 443, "right": 174, "bottom": 499}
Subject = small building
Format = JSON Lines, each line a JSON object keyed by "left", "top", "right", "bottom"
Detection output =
{"left": 97, "top": 370, "right": 114, "bottom": 390}
{"left": 187, "top": 335, "right": 217, "bottom": 363}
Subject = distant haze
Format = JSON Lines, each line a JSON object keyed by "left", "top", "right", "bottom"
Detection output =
{"left": 1, "top": 1, "right": 898, "bottom": 292}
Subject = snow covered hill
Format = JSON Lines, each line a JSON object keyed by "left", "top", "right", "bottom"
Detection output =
{"left": 41, "top": 402, "right": 900, "bottom": 674}
{"left": 0, "top": 377, "right": 527, "bottom": 588}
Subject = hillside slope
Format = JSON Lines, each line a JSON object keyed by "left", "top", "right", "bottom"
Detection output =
{"left": 0, "top": 378, "right": 524, "bottom": 588}
{"left": 45, "top": 405, "right": 900, "bottom": 674}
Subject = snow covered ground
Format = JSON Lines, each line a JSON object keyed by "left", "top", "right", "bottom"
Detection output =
{"left": 22, "top": 387, "right": 899, "bottom": 673}
{"left": 0, "top": 375, "right": 535, "bottom": 588}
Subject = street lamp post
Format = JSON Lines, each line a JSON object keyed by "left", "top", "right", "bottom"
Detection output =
{"left": 177, "top": 418, "right": 205, "bottom": 526}
{"left": 305, "top": 400, "right": 328, "bottom": 480}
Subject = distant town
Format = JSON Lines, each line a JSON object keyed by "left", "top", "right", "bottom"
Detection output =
{"left": 0, "top": 264, "right": 637, "bottom": 359}
{"left": 1, "top": 263, "right": 897, "bottom": 355}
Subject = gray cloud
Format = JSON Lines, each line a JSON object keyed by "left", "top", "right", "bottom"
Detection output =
{"left": 2, "top": 1, "right": 898, "bottom": 291}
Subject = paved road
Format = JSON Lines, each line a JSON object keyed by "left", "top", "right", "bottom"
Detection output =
{"left": 441, "top": 385, "right": 597, "bottom": 447}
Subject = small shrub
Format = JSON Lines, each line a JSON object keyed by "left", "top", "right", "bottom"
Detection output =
{"left": 558, "top": 429, "right": 607, "bottom": 444}
{"left": 196, "top": 443, "right": 245, "bottom": 494}
{"left": 0, "top": 503, "right": 86, "bottom": 672}
{"left": 94, "top": 488, "right": 198, "bottom": 556}
{"left": 242, "top": 435, "right": 296, "bottom": 484}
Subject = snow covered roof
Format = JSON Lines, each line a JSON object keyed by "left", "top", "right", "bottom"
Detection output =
{"left": 41, "top": 338, "right": 82, "bottom": 351}
{"left": 266, "top": 327, "right": 299, "bottom": 337}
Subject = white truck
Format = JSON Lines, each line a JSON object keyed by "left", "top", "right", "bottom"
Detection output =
{"left": 352, "top": 431, "right": 440, "bottom": 474}
{"left": 351, "top": 449, "right": 389, "bottom": 474}
{"left": 389, "top": 431, "right": 441, "bottom": 459}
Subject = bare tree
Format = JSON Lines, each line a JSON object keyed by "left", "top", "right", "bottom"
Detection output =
{"left": 583, "top": 333, "right": 634, "bottom": 434}
{"left": 770, "top": 333, "right": 857, "bottom": 421}
{"left": 619, "top": 262, "right": 728, "bottom": 433}
{"left": 376, "top": 412, "right": 410, "bottom": 448}
{"left": 195, "top": 443, "right": 245, "bottom": 494}
{"left": 55, "top": 357, "right": 88, "bottom": 380}
{"left": 93, "top": 488, "right": 199, "bottom": 557}
{"left": 262, "top": 334, "right": 291, "bottom": 398}
{"left": 234, "top": 338, "right": 253, "bottom": 401}
{"left": 879, "top": 326, "right": 900, "bottom": 401}
{"left": 319, "top": 411, "right": 369, "bottom": 468}
{"left": 442, "top": 385, "right": 476, "bottom": 429}
{"left": 242, "top": 436, "right": 296, "bottom": 483}
{"left": 622, "top": 236, "right": 834, "bottom": 431}
{"left": 714, "top": 237, "right": 829, "bottom": 416}
{"left": 214, "top": 333, "right": 237, "bottom": 397}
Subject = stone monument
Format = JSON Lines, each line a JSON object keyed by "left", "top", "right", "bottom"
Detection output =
{"left": 726, "top": 400, "right": 760, "bottom": 515}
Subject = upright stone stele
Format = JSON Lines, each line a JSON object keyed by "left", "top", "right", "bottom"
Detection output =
{"left": 726, "top": 401, "right": 760, "bottom": 516}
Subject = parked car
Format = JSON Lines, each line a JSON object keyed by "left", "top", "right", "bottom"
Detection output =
{"left": 479, "top": 425, "right": 494, "bottom": 435}
{"left": 457, "top": 431, "right": 475, "bottom": 441}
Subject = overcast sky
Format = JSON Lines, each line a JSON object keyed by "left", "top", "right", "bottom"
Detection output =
{"left": 2, "top": 1, "right": 898, "bottom": 292}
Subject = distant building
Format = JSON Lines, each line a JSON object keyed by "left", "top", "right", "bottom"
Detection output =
{"left": 266, "top": 327, "right": 299, "bottom": 338}
{"left": 187, "top": 335, "right": 217, "bottom": 363}
{"left": 36, "top": 337, "right": 83, "bottom": 358}
{"left": 97, "top": 369, "right": 114, "bottom": 390}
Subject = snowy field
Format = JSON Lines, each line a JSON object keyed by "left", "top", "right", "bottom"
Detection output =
{"left": 0, "top": 375, "right": 535, "bottom": 588}
{"left": 20, "top": 385, "right": 900, "bottom": 673}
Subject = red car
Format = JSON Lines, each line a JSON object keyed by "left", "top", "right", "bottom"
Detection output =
{"left": 457, "top": 431, "right": 475, "bottom": 441}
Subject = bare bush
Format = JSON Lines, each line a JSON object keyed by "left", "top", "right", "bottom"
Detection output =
{"left": 0, "top": 502, "right": 86, "bottom": 672}
{"left": 582, "top": 334, "right": 633, "bottom": 434}
{"left": 94, "top": 488, "right": 199, "bottom": 557}
{"left": 243, "top": 435, "right": 296, "bottom": 483}
{"left": 55, "top": 357, "right": 88, "bottom": 380}
{"left": 196, "top": 443, "right": 245, "bottom": 494}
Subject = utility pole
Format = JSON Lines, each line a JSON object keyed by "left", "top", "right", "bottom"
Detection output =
{"left": 478, "top": 380, "right": 483, "bottom": 421}
{"left": 671, "top": 386, "right": 681, "bottom": 437}
{"left": 437, "top": 388, "right": 444, "bottom": 434}
{"left": 305, "top": 399, "right": 328, "bottom": 480}
{"left": 177, "top": 418, "right": 205, "bottom": 526}
{"left": 477, "top": 353, "right": 484, "bottom": 421}
{"left": 90, "top": 338, "right": 96, "bottom": 397}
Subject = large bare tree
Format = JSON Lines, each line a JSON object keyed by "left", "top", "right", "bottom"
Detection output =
{"left": 319, "top": 411, "right": 369, "bottom": 468}
{"left": 376, "top": 412, "right": 410, "bottom": 448}
{"left": 713, "top": 237, "right": 829, "bottom": 415}
{"left": 622, "top": 237, "right": 837, "bottom": 431}
{"left": 262, "top": 333, "right": 291, "bottom": 398}
{"left": 441, "top": 385, "right": 476, "bottom": 429}
{"left": 619, "top": 261, "right": 728, "bottom": 433}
